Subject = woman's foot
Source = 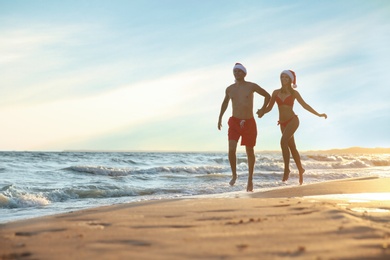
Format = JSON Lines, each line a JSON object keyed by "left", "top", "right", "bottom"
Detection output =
{"left": 246, "top": 179, "right": 253, "bottom": 192}
{"left": 299, "top": 168, "right": 305, "bottom": 185}
{"left": 282, "top": 170, "right": 290, "bottom": 182}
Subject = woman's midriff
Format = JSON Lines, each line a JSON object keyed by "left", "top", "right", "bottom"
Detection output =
{"left": 278, "top": 107, "right": 296, "bottom": 127}
{"left": 278, "top": 106, "right": 295, "bottom": 120}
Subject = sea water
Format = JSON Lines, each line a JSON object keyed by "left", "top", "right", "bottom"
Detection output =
{"left": 1, "top": 151, "right": 389, "bottom": 223}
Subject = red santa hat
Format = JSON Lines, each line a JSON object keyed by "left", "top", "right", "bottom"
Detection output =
{"left": 281, "top": 70, "right": 297, "bottom": 88}
{"left": 233, "top": 63, "right": 247, "bottom": 74}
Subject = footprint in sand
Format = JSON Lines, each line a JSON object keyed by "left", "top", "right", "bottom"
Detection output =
{"left": 15, "top": 228, "right": 66, "bottom": 236}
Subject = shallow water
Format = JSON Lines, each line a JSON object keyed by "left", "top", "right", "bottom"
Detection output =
{"left": 1, "top": 151, "right": 389, "bottom": 223}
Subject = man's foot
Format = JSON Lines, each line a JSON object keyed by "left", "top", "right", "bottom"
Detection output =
{"left": 282, "top": 170, "right": 290, "bottom": 182}
{"left": 246, "top": 180, "right": 253, "bottom": 192}
{"left": 299, "top": 168, "right": 305, "bottom": 185}
{"left": 229, "top": 175, "right": 237, "bottom": 186}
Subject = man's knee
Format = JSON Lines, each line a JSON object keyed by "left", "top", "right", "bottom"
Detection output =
{"left": 245, "top": 146, "right": 255, "bottom": 157}
{"left": 229, "top": 140, "right": 238, "bottom": 149}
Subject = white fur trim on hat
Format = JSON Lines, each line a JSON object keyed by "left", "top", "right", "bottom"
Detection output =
{"left": 233, "top": 63, "right": 247, "bottom": 74}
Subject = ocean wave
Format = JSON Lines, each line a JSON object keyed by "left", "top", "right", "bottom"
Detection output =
{"left": 110, "top": 158, "right": 139, "bottom": 165}
{"left": 0, "top": 185, "right": 187, "bottom": 209}
{"left": 153, "top": 165, "right": 227, "bottom": 175}
{"left": 65, "top": 165, "right": 133, "bottom": 176}
{"left": 48, "top": 187, "right": 139, "bottom": 200}
{"left": 300, "top": 154, "right": 390, "bottom": 170}
{"left": 307, "top": 155, "right": 343, "bottom": 162}
{"left": 306, "top": 154, "right": 390, "bottom": 166}
{"left": 63, "top": 154, "right": 389, "bottom": 179}
{"left": 65, "top": 165, "right": 229, "bottom": 176}
{"left": 331, "top": 160, "right": 370, "bottom": 169}
{"left": 2, "top": 151, "right": 389, "bottom": 224}
{"left": 0, "top": 193, "right": 50, "bottom": 209}
{"left": 366, "top": 159, "right": 390, "bottom": 167}
{"left": 0, "top": 194, "right": 9, "bottom": 207}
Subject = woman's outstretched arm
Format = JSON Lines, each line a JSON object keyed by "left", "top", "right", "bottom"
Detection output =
{"left": 295, "top": 91, "right": 327, "bottom": 119}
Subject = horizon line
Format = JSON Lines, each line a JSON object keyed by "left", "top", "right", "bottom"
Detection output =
{"left": 1, "top": 146, "right": 390, "bottom": 154}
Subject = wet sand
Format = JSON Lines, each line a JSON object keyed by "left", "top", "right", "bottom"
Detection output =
{"left": 1, "top": 177, "right": 390, "bottom": 259}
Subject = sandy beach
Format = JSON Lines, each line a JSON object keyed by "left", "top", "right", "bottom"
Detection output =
{"left": 1, "top": 177, "right": 390, "bottom": 260}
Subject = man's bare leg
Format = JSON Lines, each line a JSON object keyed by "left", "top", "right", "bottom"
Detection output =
{"left": 229, "top": 175, "right": 237, "bottom": 186}
{"left": 246, "top": 146, "right": 255, "bottom": 192}
{"left": 228, "top": 140, "right": 238, "bottom": 186}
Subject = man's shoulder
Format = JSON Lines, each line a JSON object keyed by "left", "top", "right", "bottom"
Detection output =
{"left": 226, "top": 83, "right": 237, "bottom": 90}
{"left": 245, "top": 81, "right": 261, "bottom": 89}
{"left": 227, "top": 81, "right": 258, "bottom": 89}
{"left": 244, "top": 81, "right": 260, "bottom": 86}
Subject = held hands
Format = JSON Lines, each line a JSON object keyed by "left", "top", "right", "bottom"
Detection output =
{"left": 256, "top": 108, "right": 265, "bottom": 118}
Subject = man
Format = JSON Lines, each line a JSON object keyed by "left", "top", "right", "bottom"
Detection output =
{"left": 218, "top": 63, "right": 270, "bottom": 192}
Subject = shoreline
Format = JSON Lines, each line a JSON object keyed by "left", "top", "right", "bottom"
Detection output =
{"left": 1, "top": 177, "right": 390, "bottom": 259}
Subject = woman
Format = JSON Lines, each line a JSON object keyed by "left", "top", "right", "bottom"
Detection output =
{"left": 257, "top": 70, "right": 327, "bottom": 185}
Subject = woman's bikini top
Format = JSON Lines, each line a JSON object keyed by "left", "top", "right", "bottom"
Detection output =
{"left": 275, "top": 94, "right": 295, "bottom": 107}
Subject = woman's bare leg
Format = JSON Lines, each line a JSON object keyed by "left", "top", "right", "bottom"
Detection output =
{"left": 280, "top": 117, "right": 299, "bottom": 182}
{"left": 288, "top": 136, "right": 305, "bottom": 185}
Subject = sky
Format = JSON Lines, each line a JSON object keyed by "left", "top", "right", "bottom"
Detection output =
{"left": 0, "top": 0, "right": 389, "bottom": 152}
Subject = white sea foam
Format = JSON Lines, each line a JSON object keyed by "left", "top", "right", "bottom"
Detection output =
{"left": 2, "top": 193, "right": 50, "bottom": 208}
{"left": 0, "top": 151, "right": 389, "bottom": 223}
{"left": 0, "top": 194, "right": 9, "bottom": 207}
{"left": 66, "top": 165, "right": 133, "bottom": 176}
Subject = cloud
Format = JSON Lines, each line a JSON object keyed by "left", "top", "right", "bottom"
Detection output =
{"left": 0, "top": 65, "right": 228, "bottom": 150}
{"left": 1, "top": 1, "right": 389, "bottom": 151}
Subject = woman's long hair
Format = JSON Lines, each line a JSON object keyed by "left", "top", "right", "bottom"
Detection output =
{"left": 281, "top": 77, "right": 296, "bottom": 97}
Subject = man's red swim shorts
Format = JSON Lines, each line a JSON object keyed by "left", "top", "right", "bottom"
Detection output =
{"left": 228, "top": 117, "right": 257, "bottom": 147}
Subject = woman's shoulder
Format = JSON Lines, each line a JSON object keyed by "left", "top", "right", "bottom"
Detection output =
{"left": 292, "top": 89, "right": 300, "bottom": 96}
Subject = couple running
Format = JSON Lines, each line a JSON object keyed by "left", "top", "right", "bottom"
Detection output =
{"left": 217, "top": 63, "right": 327, "bottom": 192}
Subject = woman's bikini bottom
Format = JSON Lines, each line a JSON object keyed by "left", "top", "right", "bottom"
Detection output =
{"left": 278, "top": 115, "right": 298, "bottom": 128}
